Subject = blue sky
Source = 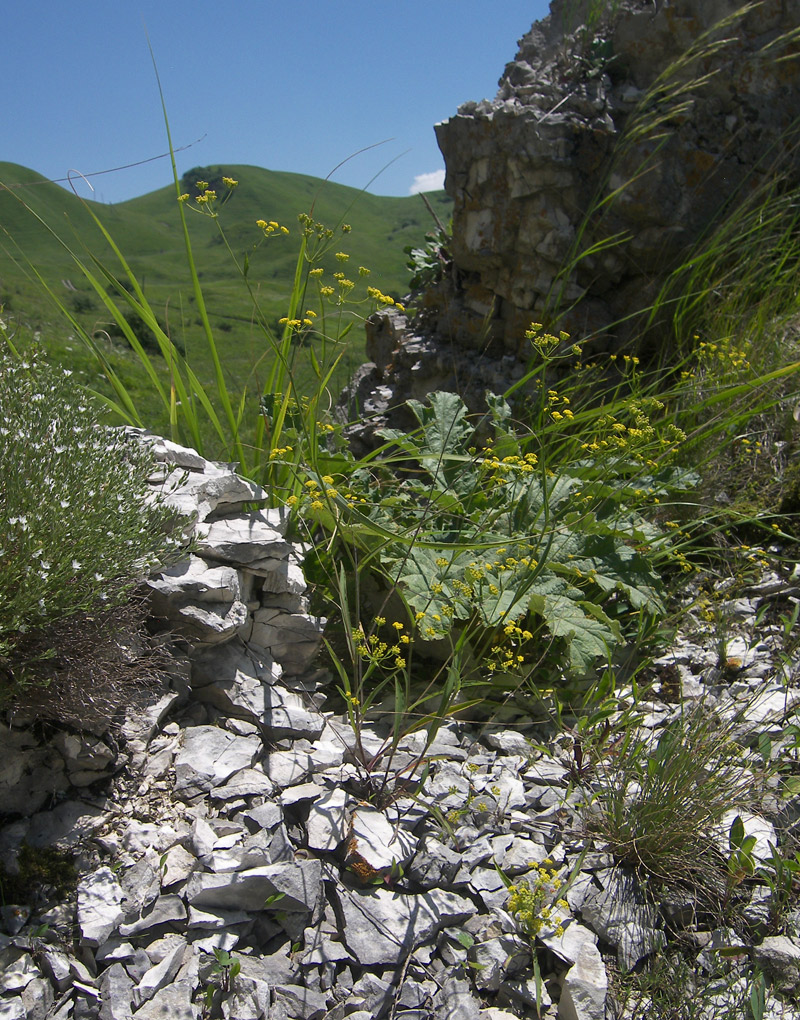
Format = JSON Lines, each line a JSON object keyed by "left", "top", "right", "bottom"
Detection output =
{"left": 4, "top": 1, "right": 551, "bottom": 204}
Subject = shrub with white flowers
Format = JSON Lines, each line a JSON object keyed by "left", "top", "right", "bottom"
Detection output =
{"left": 0, "top": 348, "right": 181, "bottom": 690}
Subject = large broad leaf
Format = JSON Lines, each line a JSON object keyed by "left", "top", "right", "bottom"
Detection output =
{"left": 406, "top": 392, "right": 474, "bottom": 490}
{"left": 551, "top": 534, "right": 664, "bottom": 611}
{"left": 540, "top": 594, "right": 621, "bottom": 675}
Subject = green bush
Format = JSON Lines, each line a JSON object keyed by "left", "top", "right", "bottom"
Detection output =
{"left": 0, "top": 347, "right": 181, "bottom": 697}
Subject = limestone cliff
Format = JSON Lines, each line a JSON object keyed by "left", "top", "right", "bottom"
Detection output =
{"left": 343, "top": 0, "right": 800, "bottom": 443}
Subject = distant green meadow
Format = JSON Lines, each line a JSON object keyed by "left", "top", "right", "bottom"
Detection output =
{"left": 0, "top": 161, "right": 451, "bottom": 439}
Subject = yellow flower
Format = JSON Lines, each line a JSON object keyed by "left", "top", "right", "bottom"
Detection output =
{"left": 335, "top": 252, "right": 350, "bottom": 262}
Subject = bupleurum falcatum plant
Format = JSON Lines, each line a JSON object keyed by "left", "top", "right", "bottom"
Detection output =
{"left": 0, "top": 346, "right": 181, "bottom": 708}
{"left": 288, "top": 324, "right": 701, "bottom": 797}
{"left": 506, "top": 862, "right": 569, "bottom": 939}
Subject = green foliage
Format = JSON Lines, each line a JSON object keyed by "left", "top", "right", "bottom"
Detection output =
{"left": 585, "top": 705, "right": 759, "bottom": 893}
{"left": 504, "top": 862, "right": 568, "bottom": 939}
{"left": 405, "top": 228, "right": 451, "bottom": 290}
{"left": 0, "top": 346, "right": 180, "bottom": 693}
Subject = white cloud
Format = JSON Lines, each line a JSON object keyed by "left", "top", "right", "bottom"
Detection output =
{"left": 409, "top": 169, "right": 446, "bottom": 195}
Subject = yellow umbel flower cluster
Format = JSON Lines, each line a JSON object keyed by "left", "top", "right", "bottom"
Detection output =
{"left": 507, "top": 863, "right": 569, "bottom": 938}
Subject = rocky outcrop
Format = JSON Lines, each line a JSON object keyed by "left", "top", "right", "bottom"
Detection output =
{"left": 434, "top": 0, "right": 800, "bottom": 353}
{"left": 3, "top": 437, "right": 800, "bottom": 1018}
{"left": 341, "top": 0, "right": 800, "bottom": 438}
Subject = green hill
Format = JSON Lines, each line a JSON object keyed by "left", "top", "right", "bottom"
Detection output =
{"left": 0, "top": 161, "right": 451, "bottom": 439}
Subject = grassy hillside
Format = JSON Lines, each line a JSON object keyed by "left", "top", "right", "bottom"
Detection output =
{"left": 0, "top": 161, "right": 451, "bottom": 439}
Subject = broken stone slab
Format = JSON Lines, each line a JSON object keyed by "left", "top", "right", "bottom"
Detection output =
{"left": 119, "top": 895, "right": 187, "bottom": 937}
{"left": 714, "top": 810, "right": 778, "bottom": 862}
{"left": 160, "top": 845, "right": 197, "bottom": 888}
{"left": 191, "top": 642, "right": 325, "bottom": 739}
{"left": 0, "top": 999, "right": 26, "bottom": 1020}
{"left": 132, "top": 939, "right": 188, "bottom": 1008}
{"left": 483, "top": 729, "right": 533, "bottom": 756}
{"left": 333, "top": 886, "right": 473, "bottom": 966}
{"left": 141, "top": 434, "right": 207, "bottom": 472}
{"left": 77, "top": 867, "right": 125, "bottom": 946}
{"left": 432, "top": 975, "right": 483, "bottom": 1020}
{"left": 52, "top": 732, "right": 115, "bottom": 783}
{"left": 157, "top": 461, "right": 268, "bottom": 525}
{"left": 221, "top": 968, "right": 271, "bottom": 1020}
{"left": 120, "top": 852, "right": 162, "bottom": 919}
{"left": 491, "top": 834, "right": 550, "bottom": 874}
{"left": 199, "top": 829, "right": 271, "bottom": 873}
{"left": 306, "top": 789, "right": 351, "bottom": 852}
{"left": 271, "top": 983, "right": 328, "bottom": 1020}
{"left": 0, "top": 948, "right": 41, "bottom": 993}
{"left": 247, "top": 608, "right": 325, "bottom": 674}
{"left": 467, "top": 936, "right": 530, "bottom": 992}
{"left": 185, "top": 859, "right": 322, "bottom": 914}
{"left": 406, "top": 836, "right": 464, "bottom": 889}
{"left": 263, "top": 749, "right": 315, "bottom": 789}
{"left": 132, "top": 979, "right": 198, "bottom": 1020}
{"left": 540, "top": 919, "right": 598, "bottom": 967}
{"left": 148, "top": 555, "right": 242, "bottom": 604}
{"left": 0, "top": 726, "right": 70, "bottom": 816}
{"left": 170, "top": 599, "right": 250, "bottom": 645}
{"left": 239, "top": 801, "right": 284, "bottom": 833}
{"left": 347, "top": 805, "right": 418, "bottom": 875}
{"left": 25, "top": 801, "right": 106, "bottom": 849}
{"left": 21, "top": 974, "right": 54, "bottom": 1020}
{"left": 208, "top": 767, "right": 277, "bottom": 801}
{"left": 98, "top": 962, "right": 134, "bottom": 1020}
{"left": 121, "top": 686, "right": 187, "bottom": 748}
{"left": 196, "top": 514, "right": 295, "bottom": 571}
{"left": 753, "top": 935, "right": 800, "bottom": 994}
{"left": 557, "top": 939, "right": 608, "bottom": 1020}
{"left": 580, "top": 868, "right": 663, "bottom": 970}
{"left": 173, "top": 726, "right": 262, "bottom": 800}
{"left": 187, "top": 905, "right": 251, "bottom": 930}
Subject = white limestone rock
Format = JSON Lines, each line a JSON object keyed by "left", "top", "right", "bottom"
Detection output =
{"left": 753, "top": 935, "right": 800, "bottom": 994}
{"left": 0, "top": 999, "right": 26, "bottom": 1020}
{"left": 98, "top": 962, "right": 134, "bottom": 1020}
{"left": 558, "top": 940, "right": 608, "bottom": 1020}
{"left": 221, "top": 968, "right": 271, "bottom": 1020}
{"left": 173, "top": 726, "right": 261, "bottom": 800}
{"left": 248, "top": 607, "right": 325, "bottom": 674}
{"left": 185, "top": 859, "right": 322, "bottom": 914}
{"left": 541, "top": 920, "right": 599, "bottom": 967}
{"left": 468, "top": 936, "right": 529, "bottom": 992}
{"left": 715, "top": 810, "right": 777, "bottom": 863}
{"left": 157, "top": 458, "right": 267, "bottom": 525}
{"left": 160, "top": 845, "right": 198, "bottom": 887}
{"left": 580, "top": 869, "right": 662, "bottom": 970}
{"left": 306, "top": 789, "right": 350, "bottom": 852}
{"left": 0, "top": 948, "right": 41, "bottom": 993}
{"left": 132, "top": 979, "right": 199, "bottom": 1020}
{"left": 119, "top": 895, "right": 187, "bottom": 937}
{"left": 172, "top": 599, "right": 250, "bottom": 645}
{"left": 264, "top": 749, "right": 315, "bottom": 789}
{"left": 132, "top": 939, "right": 188, "bottom": 1007}
{"left": 196, "top": 513, "right": 294, "bottom": 571}
{"left": 191, "top": 641, "right": 325, "bottom": 738}
{"left": 333, "top": 886, "right": 472, "bottom": 966}
{"left": 77, "top": 867, "right": 125, "bottom": 946}
{"left": 209, "top": 767, "right": 276, "bottom": 801}
{"left": 347, "top": 805, "right": 418, "bottom": 874}
{"left": 148, "top": 555, "right": 242, "bottom": 604}
{"left": 0, "top": 726, "right": 69, "bottom": 816}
